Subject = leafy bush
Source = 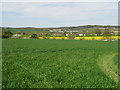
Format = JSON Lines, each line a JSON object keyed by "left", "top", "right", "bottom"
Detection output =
{"left": 30, "top": 34, "right": 38, "bottom": 39}
{"left": 2, "top": 30, "right": 13, "bottom": 38}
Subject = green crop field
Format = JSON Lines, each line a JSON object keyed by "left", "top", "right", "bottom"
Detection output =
{"left": 2, "top": 39, "right": 119, "bottom": 88}
{"left": 3, "top": 28, "right": 48, "bottom": 33}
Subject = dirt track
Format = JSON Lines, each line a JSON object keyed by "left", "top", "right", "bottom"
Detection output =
{"left": 98, "top": 53, "right": 118, "bottom": 83}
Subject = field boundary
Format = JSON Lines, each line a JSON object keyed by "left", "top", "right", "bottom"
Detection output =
{"left": 97, "top": 53, "right": 118, "bottom": 83}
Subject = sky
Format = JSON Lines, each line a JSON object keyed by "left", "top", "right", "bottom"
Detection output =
{"left": 1, "top": 0, "right": 120, "bottom": 2}
{"left": 1, "top": 0, "right": 119, "bottom": 27}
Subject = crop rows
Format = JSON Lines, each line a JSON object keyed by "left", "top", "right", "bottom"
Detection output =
{"left": 2, "top": 39, "right": 118, "bottom": 88}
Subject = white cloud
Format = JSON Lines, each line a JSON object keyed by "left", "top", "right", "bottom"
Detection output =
{"left": 1, "top": 2, "right": 118, "bottom": 27}
{"left": 2, "top": 2, "right": 117, "bottom": 19}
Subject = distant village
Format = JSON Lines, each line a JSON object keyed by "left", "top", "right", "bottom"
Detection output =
{"left": 1, "top": 25, "right": 120, "bottom": 40}
{"left": 12, "top": 27, "right": 119, "bottom": 38}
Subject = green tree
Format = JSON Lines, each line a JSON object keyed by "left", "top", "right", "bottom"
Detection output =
{"left": 103, "top": 28, "right": 112, "bottom": 36}
{"left": 94, "top": 27, "right": 102, "bottom": 36}
{"left": 86, "top": 31, "right": 91, "bottom": 36}
{"left": 30, "top": 34, "right": 38, "bottom": 39}
{"left": 103, "top": 28, "right": 112, "bottom": 40}
{"left": 81, "top": 30, "right": 86, "bottom": 36}
{"left": 61, "top": 32, "right": 66, "bottom": 37}
{"left": 2, "top": 29, "right": 13, "bottom": 38}
{"left": 42, "top": 33, "right": 50, "bottom": 39}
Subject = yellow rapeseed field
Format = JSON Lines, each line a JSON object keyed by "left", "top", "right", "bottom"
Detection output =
{"left": 38, "top": 36, "right": 120, "bottom": 40}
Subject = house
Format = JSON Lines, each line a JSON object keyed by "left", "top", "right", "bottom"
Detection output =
{"left": 52, "top": 33, "right": 62, "bottom": 36}
{"left": 12, "top": 34, "right": 22, "bottom": 38}
{"left": 65, "top": 34, "right": 69, "bottom": 36}
{"left": 113, "top": 31, "right": 120, "bottom": 35}
{"left": 78, "top": 33, "right": 83, "bottom": 36}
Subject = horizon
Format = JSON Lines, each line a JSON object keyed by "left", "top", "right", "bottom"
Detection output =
{"left": 1, "top": 24, "right": 118, "bottom": 28}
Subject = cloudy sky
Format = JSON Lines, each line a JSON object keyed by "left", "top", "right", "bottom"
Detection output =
{"left": 1, "top": 0, "right": 118, "bottom": 27}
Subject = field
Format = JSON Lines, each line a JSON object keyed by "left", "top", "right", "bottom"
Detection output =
{"left": 2, "top": 39, "right": 119, "bottom": 88}
{"left": 4, "top": 28, "right": 49, "bottom": 33}
{"left": 38, "top": 36, "right": 120, "bottom": 40}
